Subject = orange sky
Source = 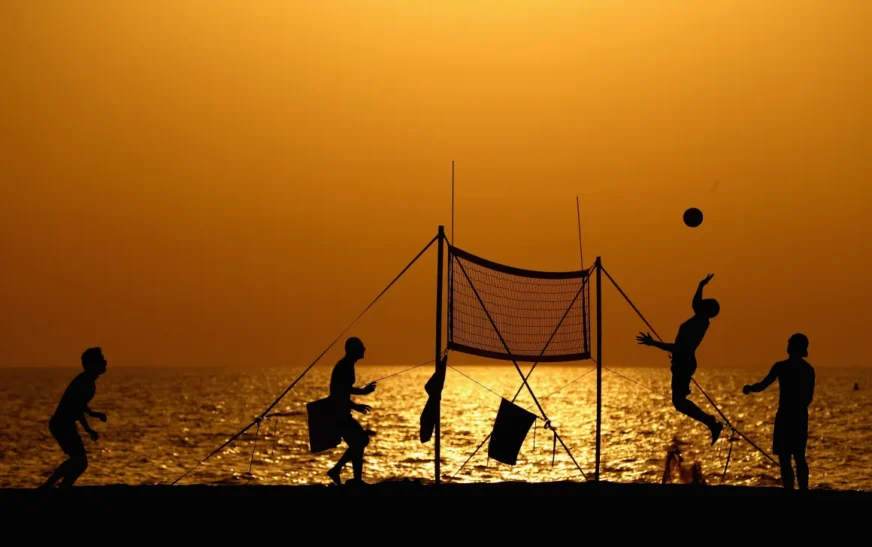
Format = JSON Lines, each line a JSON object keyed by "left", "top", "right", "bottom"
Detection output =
{"left": 1, "top": 1, "right": 870, "bottom": 368}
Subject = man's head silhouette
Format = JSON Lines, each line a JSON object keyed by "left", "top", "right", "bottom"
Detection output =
{"left": 787, "top": 333, "right": 809, "bottom": 358}
{"left": 345, "top": 337, "right": 366, "bottom": 361}
{"left": 81, "top": 347, "right": 107, "bottom": 375}
{"left": 697, "top": 298, "right": 720, "bottom": 319}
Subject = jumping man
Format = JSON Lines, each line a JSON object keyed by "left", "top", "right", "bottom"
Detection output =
{"left": 637, "top": 274, "right": 724, "bottom": 445}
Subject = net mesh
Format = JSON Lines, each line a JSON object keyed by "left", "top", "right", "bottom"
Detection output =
{"left": 447, "top": 245, "right": 591, "bottom": 362}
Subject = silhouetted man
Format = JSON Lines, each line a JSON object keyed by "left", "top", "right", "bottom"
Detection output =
{"left": 327, "top": 337, "right": 376, "bottom": 485}
{"left": 40, "top": 347, "right": 108, "bottom": 488}
{"left": 743, "top": 333, "right": 816, "bottom": 491}
{"left": 637, "top": 274, "right": 723, "bottom": 445}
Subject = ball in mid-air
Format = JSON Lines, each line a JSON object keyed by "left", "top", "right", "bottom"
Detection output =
{"left": 683, "top": 207, "right": 703, "bottom": 227}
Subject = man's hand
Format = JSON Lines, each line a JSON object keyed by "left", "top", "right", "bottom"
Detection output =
{"left": 700, "top": 274, "right": 714, "bottom": 286}
{"left": 742, "top": 385, "right": 752, "bottom": 395}
{"left": 362, "top": 382, "right": 376, "bottom": 395}
{"left": 354, "top": 404, "right": 372, "bottom": 415}
{"left": 88, "top": 430, "right": 99, "bottom": 442}
{"left": 636, "top": 332, "right": 654, "bottom": 346}
{"left": 94, "top": 412, "right": 107, "bottom": 422}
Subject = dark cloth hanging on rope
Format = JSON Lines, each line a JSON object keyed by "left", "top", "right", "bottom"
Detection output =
{"left": 488, "top": 398, "right": 537, "bottom": 465}
{"left": 420, "top": 355, "right": 447, "bottom": 443}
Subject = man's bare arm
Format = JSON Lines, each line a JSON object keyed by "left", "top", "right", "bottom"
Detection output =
{"left": 744, "top": 364, "right": 779, "bottom": 394}
{"left": 78, "top": 412, "right": 96, "bottom": 433}
{"left": 85, "top": 405, "right": 107, "bottom": 422}
{"left": 636, "top": 332, "right": 675, "bottom": 352}
{"left": 652, "top": 340, "right": 677, "bottom": 352}
{"left": 352, "top": 403, "right": 372, "bottom": 414}
{"left": 693, "top": 274, "right": 714, "bottom": 312}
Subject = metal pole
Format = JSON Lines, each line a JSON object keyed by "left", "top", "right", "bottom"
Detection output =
{"left": 435, "top": 226, "right": 445, "bottom": 484}
{"left": 595, "top": 256, "right": 602, "bottom": 482}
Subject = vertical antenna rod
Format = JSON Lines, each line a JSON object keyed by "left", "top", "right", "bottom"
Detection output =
{"left": 451, "top": 161, "right": 455, "bottom": 245}
{"left": 576, "top": 196, "right": 584, "bottom": 270}
{"left": 577, "top": 196, "right": 589, "bottom": 354}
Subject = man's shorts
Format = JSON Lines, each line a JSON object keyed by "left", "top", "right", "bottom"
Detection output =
{"left": 49, "top": 419, "right": 85, "bottom": 458}
{"left": 773, "top": 409, "right": 809, "bottom": 456}
{"left": 670, "top": 360, "right": 697, "bottom": 399}
{"left": 337, "top": 416, "right": 369, "bottom": 449}
{"left": 671, "top": 372, "right": 693, "bottom": 399}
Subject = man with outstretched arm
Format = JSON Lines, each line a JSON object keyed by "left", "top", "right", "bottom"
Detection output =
{"left": 637, "top": 274, "right": 723, "bottom": 445}
{"left": 743, "top": 333, "right": 816, "bottom": 491}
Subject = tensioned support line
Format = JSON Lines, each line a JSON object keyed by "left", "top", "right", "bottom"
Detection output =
{"left": 721, "top": 430, "right": 739, "bottom": 484}
{"left": 509, "top": 273, "right": 592, "bottom": 402}
{"left": 690, "top": 382, "right": 778, "bottom": 467}
{"left": 253, "top": 357, "right": 437, "bottom": 472}
{"left": 599, "top": 266, "right": 663, "bottom": 342}
{"left": 452, "top": 259, "right": 588, "bottom": 479}
{"left": 604, "top": 366, "right": 669, "bottom": 400}
{"left": 265, "top": 358, "right": 437, "bottom": 418}
{"left": 447, "top": 365, "right": 525, "bottom": 410}
{"left": 540, "top": 366, "right": 597, "bottom": 400}
{"left": 448, "top": 364, "right": 597, "bottom": 414}
{"left": 171, "top": 233, "right": 439, "bottom": 485}
{"left": 454, "top": 258, "right": 562, "bottom": 422}
{"left": 599, "top": 265, "right": 779, "bottom": 468}
{"left": 503, "top": 276, "right": 591, "bottom": 479}
{"left": 449, "top": 415, "right": 588, "bottom": 480}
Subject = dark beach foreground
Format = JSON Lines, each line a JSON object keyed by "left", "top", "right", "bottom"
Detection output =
{"left": 3, "top": 480, "right": 871, "bottom": 500}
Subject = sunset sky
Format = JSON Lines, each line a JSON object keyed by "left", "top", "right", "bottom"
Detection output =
{"left": 2, "top": 2, "right": 870, "bottom": 368}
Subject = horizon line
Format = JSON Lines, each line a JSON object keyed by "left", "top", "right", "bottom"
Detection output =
{"left": 0, "top": 362, "right": 868, "bottom": 369}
